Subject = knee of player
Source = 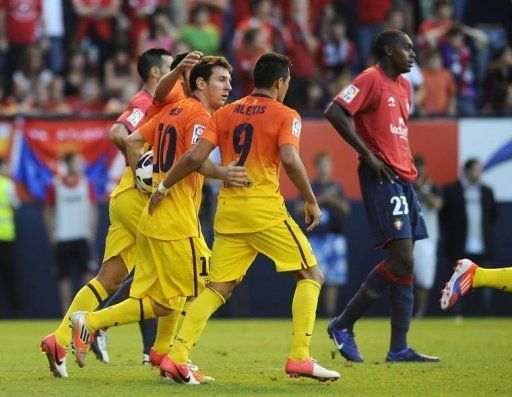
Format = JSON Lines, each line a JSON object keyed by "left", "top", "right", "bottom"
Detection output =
{"left": 294, "top": 265, "right": 324, "bottom": 285}
{"left": 312, "top": 267, "right": 325, "bottom": 286}
{"left": 96, "top": 276, "right": 121, "bottom": 295}
{"left": 151, "top": 300, "right": 172, "bottom": 316}
{"left": 208, "top": 281, "right": 236, "bottom": 301}
{"left": 389, "top": 255, "right": 414, "bottom": 277}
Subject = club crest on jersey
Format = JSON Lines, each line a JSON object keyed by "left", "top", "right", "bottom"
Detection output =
{"left": 126, "top": 108, "right": 144, "bottom": 128}
{"left": 387, "top": 96, "right": 396, "bottom": 107}
{"left": 393, "top": 218, "right": 403, "bottom": 230}
{"left": 339, "top": 84, "right": 360, "bottom": 103}
{"left": 191, "top": 124, "right": 205, "bottom": 144}
{"left": 292, "top": 118, "right": 301, "bottom": 137}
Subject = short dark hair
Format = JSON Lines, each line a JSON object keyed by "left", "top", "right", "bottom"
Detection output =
{"left": 373, "top": 29, "right": 407, "bottom": 60}
{"left": 63, "top": 151, "right": 76, "bottom": 164}
{"left": 463, "top": 158, "right": 480, "bottom": 172}
{"left": 189, "top": 56, "right": 232, "bottom": 92}
{"left": 137, "top": 48, "right": 171, "bottom": 82}
{"left": 243, "top": 27, "right": 261, "bottom": 45}
{"left": 253, "top": 53, "right": 291, "bottom": 89}
{"left": 170, "top": 52, "right": 190, "bottom": 71}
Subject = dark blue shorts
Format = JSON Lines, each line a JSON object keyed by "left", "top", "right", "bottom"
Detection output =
{"left": 358, "top": 163, "right": 428, "bottom": 248}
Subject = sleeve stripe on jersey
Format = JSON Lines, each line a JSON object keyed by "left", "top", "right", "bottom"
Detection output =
{"left": 189, "top": 238, "right": 198, "bottom": 297}
{"left": 283, "top": 220, "right": 309, "bottom": 269}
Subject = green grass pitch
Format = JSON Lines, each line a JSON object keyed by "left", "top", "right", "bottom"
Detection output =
{"left": 2, "top": 318, "right": 511, "bottom": 396}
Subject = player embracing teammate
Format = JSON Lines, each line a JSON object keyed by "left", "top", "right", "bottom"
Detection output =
{"left": 148, "top": 52, "right": 339, "bottom": 384}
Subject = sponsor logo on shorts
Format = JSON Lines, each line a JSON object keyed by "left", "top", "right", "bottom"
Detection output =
{"left": 338, "top": 84, "right": 360, "bottom": 103}
{"left": 393, "top": 218, "right": 403, "bottom": 230}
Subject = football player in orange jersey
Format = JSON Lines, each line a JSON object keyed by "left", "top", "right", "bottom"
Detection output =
{"left": 69, "top": 57, "right": 248, "bottom": 384}
{"left": 40, "top": 48, "right": 185, "bottom": 377}
{"left": 150, "top": 53, "right": 341, "bottom": 383}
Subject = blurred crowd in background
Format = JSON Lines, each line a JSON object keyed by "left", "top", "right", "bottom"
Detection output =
{"left": 0, "top": 0, "right": 512, "bottom": 117}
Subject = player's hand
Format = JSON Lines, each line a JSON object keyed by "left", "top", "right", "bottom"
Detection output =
{"left": 304, "top": 201, "right": 322, "bottom": 232}
{"left": 362, "top": 152, "right": 395, "bottom": 184}
{"left": 220, "top": 159, "right": 249, "bottom": 187}
{"left": 148, "top": 191, "right": 165, "bottom": 215}
{"left": 179, "top": 51, "right": 203, "bottom": 70}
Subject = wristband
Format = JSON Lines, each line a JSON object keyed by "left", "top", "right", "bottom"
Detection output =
{"left": 157, "top": 182, "right": 169, "bottom": 195}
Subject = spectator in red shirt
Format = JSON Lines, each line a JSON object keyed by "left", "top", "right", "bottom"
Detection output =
{"left": 235, "top": 27, "right": 267, "bottom": 97}
{"left": 72, "top": 0, "right": 121, "bottom": 71}
{"left": 282, "top": 0, "right": 319, "bottom": 109}
{"left": 417, "top": 0, "right": 487, "bottom": 52}
{"left": 417, "top": 0, "right": 454, "bottom": 49}
{"left": 123, "top": 0, "right": 160, "bottom": 57}
{"left": 0, "top": 0, "right": 43, "bottom": 87}
{"left": 355, "top": 0, "right": 392, "bottom": 68}
{"left": 233, "top": 0, "right": 276, "bottom": 52}
{"left": 0, "top": 0, "right": 42, "bottom": 46}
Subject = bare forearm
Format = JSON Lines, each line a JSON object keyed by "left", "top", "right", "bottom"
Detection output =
{"left": 197, "top": 158, "right": 222, "bottom": 179}
{"left": 162, "top": 151, "right": 204, "bottom": 189}
{"left": 109, "top": 123, "right": 129, "bottom": 155}
{"left": 126, "top": 134, "right": 145, "bottom": 177}
{"left": 324, "top": 102, "right": 371, "bottom": 156}
{"left": 154, "top": 67, "right": 184, "bottom": 102}
{"left": 282, "top": 160, "right": 316, "bottom": 203}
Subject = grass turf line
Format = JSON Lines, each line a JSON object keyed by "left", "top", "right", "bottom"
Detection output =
{"left": 1, "top": 318, "right": 511, "bottom": 396}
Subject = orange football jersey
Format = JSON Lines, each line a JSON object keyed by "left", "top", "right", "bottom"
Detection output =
{"left": 137, "top": 97, "right": 209, "bottom": 240}
{"left": 201, "top": 94, "right": 302, "bottom": 233}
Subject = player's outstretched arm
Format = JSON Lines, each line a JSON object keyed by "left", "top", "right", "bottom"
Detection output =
{"left": 198, "top": 158, "right": 249, "bottom": 187}
{"left": 279, "top": 144, "right": 322, "bottom": 232}
{"left": 154, "top": 51, "right": 203, "bottom": 102}
{"left": 148, "top": 139, "right": 213, "bottom": 214}
{"left": 324, "top": 101, "right": 395, "bottom": 184}
{"left": 109, "top": 123, "right": 129, "bottom": 156}
{"left": 126, "top": 130, "right": 147, "bottom": 179}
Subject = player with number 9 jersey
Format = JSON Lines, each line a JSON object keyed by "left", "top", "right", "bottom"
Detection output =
{"left": 202, "top": 95, "right": 304, "bottom": 235}
{"left": 199, "top": 92, "right": 316, "bottom": 283}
